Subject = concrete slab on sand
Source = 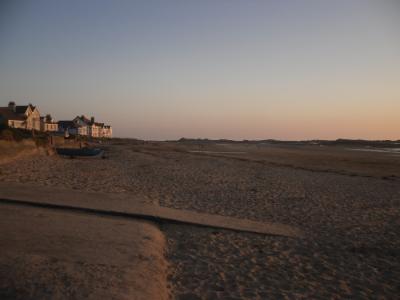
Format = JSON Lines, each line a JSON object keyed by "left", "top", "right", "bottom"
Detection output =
{"left": 0, "top": 183, "right": 301, "bottom": 238}
{"left": 0, "top": 204, "right": 169, "bottom": 300}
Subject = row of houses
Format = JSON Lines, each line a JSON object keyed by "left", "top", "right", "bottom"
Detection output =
{"left": 59, "top": 116, "right": 112, "bottom": 138}
{"left": 0, "top": 101, "right": 112, "bottom": 138}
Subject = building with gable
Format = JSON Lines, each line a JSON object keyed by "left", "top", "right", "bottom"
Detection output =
{"left": 0, "top": 102, "right": 41, "bottom": 131}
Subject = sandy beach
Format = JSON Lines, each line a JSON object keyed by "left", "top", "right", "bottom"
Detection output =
{"left": 0, "top": 204, "right": 169, "bottom": 300}
{"left": 0, "top": 140, "right": 399, "bottom": 299}
{"left": 2, "top": 1, "right": 399, "bottom": 298}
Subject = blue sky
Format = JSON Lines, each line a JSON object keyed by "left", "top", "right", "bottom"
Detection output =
{"left": 0, "top": 0, "right": 399, "bottom": 139}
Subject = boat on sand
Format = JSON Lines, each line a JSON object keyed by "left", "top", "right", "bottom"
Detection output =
{"left": 55, "top": 147, "right": 104, "bottom": 157}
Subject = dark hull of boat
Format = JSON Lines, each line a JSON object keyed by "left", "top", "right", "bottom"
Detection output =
{"left": 56, "top": 147, "right": 103, "bottom": 157}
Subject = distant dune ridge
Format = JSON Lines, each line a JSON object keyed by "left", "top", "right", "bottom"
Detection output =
{"left": 177, "top": 137, "right": 400, "bottom": 147}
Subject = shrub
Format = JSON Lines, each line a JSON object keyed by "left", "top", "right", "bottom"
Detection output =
{"left": 0, "top": 123, "right": 7, "bottom": 130}
{"left": 0, "top": 128, "right": 50, "bottom": 147}
{"left": 33, "top": 136, "right": 49, "bottom": 147}
{"left": 0, "top": 129, "right": 14, "bottom": 141}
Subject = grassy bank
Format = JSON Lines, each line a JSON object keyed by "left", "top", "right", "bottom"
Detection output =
{"left": 0, "top": 127, "right": 51, "bottom": 165}
{"left": 0, "top": 127, "right": 49, "bottom": 146}
{"left": 0, "top": 140, "right": 41, "bottom": 165}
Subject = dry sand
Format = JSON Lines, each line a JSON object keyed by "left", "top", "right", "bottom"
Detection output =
{"left": 0, "top": 204, "right": 169, "bottom": 300}
{"left": 1, "top": 140, "right": 399, "bottom": 299}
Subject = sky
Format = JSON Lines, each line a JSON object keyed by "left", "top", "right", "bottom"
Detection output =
{"left": 0, "top": 0, "right": 399, "bottom": 140}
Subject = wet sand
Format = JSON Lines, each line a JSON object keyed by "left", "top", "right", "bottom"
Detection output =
{"left": 0, "top": 140, "right": 399, "bottom": 299}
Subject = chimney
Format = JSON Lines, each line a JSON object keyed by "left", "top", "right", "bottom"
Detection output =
{"left": 8, "top": 101, "right": 16, "bottom": 112}
{"left": 91, "top": 116, "right": 95, "bottom": 124}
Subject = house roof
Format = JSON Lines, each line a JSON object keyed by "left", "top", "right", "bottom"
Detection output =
{"left": 0, "top": 103, "right": 38, "bottom": 120}
{"left": 43, "top": 120, "right": 58, "bottom": 124}
{"left": 0, "top": 107, "right": 27, "bottom": 121}
{"left": 74, "top": 115, "right": 90, "bottom": 123}
{"left": 81, "top": 116, "right": 91, "bottom": 123}
{"left": 15, "top": 105, "right": 29, "bottom": 114}
{"left": 41, "top": 114, "right": 56, "bottom": 123}
{"left": 58, "top": 120, "right": 76, "bottom": 128}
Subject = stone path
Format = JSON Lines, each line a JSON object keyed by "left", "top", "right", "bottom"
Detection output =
{"left": 0, "top": 182, "right": 302, "bottom": 238}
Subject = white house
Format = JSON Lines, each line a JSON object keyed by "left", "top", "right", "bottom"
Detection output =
{"left": 102, "top": 125, "right": 112, "bottom": 138}
{"left": 40, "top": 114, "right": 58, "bottom": 132}
{"left": 60, "top": 115, "right": 112, "bottom": 138}
{"left": 0, "top": 102, "right": 41, "bottom": 131}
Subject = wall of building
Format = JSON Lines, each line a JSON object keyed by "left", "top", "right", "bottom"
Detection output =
{"left": 102, "top": 127, "right": 112, "bottom": 138}
{"left": 43, "top": 123, "right": 58, "bottom": 132}
{"left": 78, "top": 126, "right": 88, "bottom": 136}
{"left": 25, "top": 108, "right": 41, "bottom": 131}
{"left": 8, "top": 120, "right": 25, "bottom": 129}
